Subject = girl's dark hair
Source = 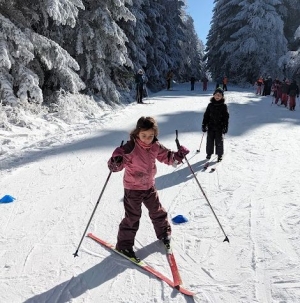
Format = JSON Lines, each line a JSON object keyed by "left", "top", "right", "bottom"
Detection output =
{"left": 130, "top": 116, "right": 159, "bottom": 139}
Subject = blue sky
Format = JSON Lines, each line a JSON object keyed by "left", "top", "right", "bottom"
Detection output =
{"left": 186, "top": 0, "right": 214, "bottom": 45}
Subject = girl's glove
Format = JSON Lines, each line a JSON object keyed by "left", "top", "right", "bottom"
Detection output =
{"left": 108, "top": 147, "right": 124, "bottom": 172}
{"left": 108, "top": 156, "right": 123, "bottom": 172}
{"left": 202, "top": 125, "right": 207, "bottom": 132}
{"left": 174, "top": 146, "right": 190, "bottom": 163}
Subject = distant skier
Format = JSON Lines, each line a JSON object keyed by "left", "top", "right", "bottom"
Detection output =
{"left": 108, "top": 116, "right": 190, "bottom": 262}
{"left": 281, "top": 79, "right": 289, "bottom": 107}
{"left": 222, "top": 75, "right": 228, "bottom": 91}
{"left": 202, "top": 88, "right": 229, "bottom": 162}
{"left": 135, "top": 69, "right": 145, "bottom": 104}
{"left": 166, "top": 70, "right": 174, "bottom": 90}
{"left": 287, "top": 80, "right": 299, "bottom": 111}
{"left": 201, "top": 76, "right": 208, "bottom": 91}
{"left": 216, "top": 75, "right": 223, "bottom": 89}
{"left": 255, "top": 76, "right": 264, "bottom": 95}
{"left": 190, "top": 76, "right": 196, "bottom": 90}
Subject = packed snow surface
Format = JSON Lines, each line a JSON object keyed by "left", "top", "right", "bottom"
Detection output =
{"left": 1, "top": 83, "right": 300, "bottom": 303}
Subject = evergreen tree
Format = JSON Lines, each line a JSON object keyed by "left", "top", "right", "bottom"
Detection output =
{"left": 142, "top": 0, "right": 187, "bottom": 89}
{"left": 0, "top": 0, "right": 85, "bottom": 105}
{"left": 66, "top": 0, "right": 135, "bottom": 104}
{"left": 178, "top": 15, "right": 205, "bottom": 81}
{"left": 206, "top": 0, "right": 287, "bottom": 83}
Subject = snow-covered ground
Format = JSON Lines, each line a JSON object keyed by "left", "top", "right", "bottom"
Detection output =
{"left": 1, "top": 82, "right": 300, "bottom": 303}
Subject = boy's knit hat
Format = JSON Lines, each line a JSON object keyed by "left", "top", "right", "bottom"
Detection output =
{"left": 213, "top": 87, "right": 224, "bottom": 96}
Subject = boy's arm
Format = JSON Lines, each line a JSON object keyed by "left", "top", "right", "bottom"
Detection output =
{"left": 202, "top": 104, "right": 210, "bottom": 128}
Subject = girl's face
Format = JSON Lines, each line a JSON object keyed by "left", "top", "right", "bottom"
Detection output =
{"left": 213, "top": 93, "right": 223, "bottom": 101}
{"left": 138, "top": 129, "right": 155, "bottom": 144}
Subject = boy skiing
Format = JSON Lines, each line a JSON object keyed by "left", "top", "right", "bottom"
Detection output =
{"left": 202, "top": 88, "right": 229, "bottom": 162}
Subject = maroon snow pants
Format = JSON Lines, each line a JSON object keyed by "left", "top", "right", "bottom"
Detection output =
{"left": 116, "top": 186, "right": 171, "bottom": 250}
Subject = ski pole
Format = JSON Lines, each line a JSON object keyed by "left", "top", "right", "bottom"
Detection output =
{"left": 196, "top": 133, "right": 205, "bottom": 153}
{"left": 175, "top": 130, "right": 229, "bottom": 243}
{"left": 73, "top": 140, "right": 124, "bottom": 257}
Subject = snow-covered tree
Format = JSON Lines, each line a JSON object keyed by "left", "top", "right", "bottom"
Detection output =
{"left": 0, "top": 0, "right": 85, "bottom": 105}
{"left": 141, "top": 0, "right": 188, "bottom": 89}
{"left": 276, "top": 0, "right": 300, "bottom": 79}
{"left": 121, "top": 0, "right": 151, "bottom": 73}
{"left": 178, "top": 15, "right": 205, "bottom": 81}
{"left": 206, "top": 0, "right": 288, "bottom": 83}
{"left": 63, "top": 0, "right": 135, "bottom": 104}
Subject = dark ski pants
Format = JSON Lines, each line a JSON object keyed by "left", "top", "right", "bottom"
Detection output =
{"left": 191, "top": 83, "right": 195, "bottom": 90}
{"left": 289, "top": 96, "right": 296, "bottom": 110}
{"left": 167, "top": 79, "right": 171, "bottom": 90}
{"left": 136, "top": 85, "right": 143, "bottom": 103}
{"left": 116, "top": 186, "right": 171, "bottom": 250}
{"left": 206, "top": 129, "right": 224, "bottom": 157}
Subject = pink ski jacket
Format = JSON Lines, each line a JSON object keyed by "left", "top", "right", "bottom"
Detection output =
{"left": 108, "top": 139, "right": 176, "bottom": 190}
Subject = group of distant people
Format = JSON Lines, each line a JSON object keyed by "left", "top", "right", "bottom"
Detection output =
{"left": 135, "top": 68, "right": 214, "bottom": 103}
{"left": 190, "top": 76, "right": 209, "bottom": 91}
{"left": 255, "top": 76, "right": 299, "bottom": 111}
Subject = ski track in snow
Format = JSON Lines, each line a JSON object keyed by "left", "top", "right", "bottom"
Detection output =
{"left": 1, "top": 84, "right": 300, "bottom": 302}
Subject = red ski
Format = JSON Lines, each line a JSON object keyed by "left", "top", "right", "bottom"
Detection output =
{"left": 87, "top": 233, "right": 194, "bottom": 296}
{"left": 165, "top": 245, "right": 182, "bottom": 287}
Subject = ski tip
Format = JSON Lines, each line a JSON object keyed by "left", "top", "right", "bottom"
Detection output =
{"left": 196, "top": 150, "right": 200, "bottom": 153}
{"left": 177, "top": 286, "right": 195, "bottom": 296}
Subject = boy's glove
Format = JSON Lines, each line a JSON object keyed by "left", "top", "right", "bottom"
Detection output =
{"left": 222, "top": 126, "right": 228, "bottom": 134}
{"left": 202, "top": 124, "right": 207, "bottom": 132}
{"left": 108, "top": 156, "right": 123, "bottom": 172}
{"left": 174, "top": 145, "right": 190, "bottom": 163}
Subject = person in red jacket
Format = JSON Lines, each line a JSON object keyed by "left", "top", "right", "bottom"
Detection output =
{"left": 281, "top": 79, "right": 290, "bottom": 107}
{"left": 108, "top": 116, "right": 189, "bottom": 262}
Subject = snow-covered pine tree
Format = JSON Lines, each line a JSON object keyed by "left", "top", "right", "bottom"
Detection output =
{"left": 205, "top": 0, "right": 242, "bottom": 81}
{"left": 178, "top": 15, "right": 205, "bottom": 82}
{"left": 141, "top": 0, "right": 188, "bottom": 89}
{"left": 120, "top": 0, "right": 151, "bottom": 88}
{"left": 0, "top": 0, "right": 86, "bottom": 105}
{"left": 141, "top": 0, "right": 168, "bottom": 89}
{"left": 277, "top": 0, "right": 300, "bottom": 79}
{"left": 161, "top": 0, "right": 186, "bottom": 78}
{"left": 206, "top": 0, "right": 288, "bottom": 83}
{"left": 66, "top": 0, "right": 135, "bottom": 104}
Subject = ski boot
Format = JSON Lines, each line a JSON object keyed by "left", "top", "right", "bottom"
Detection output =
{"left": 117, "top": 248, "right": 140, "bottom": 263}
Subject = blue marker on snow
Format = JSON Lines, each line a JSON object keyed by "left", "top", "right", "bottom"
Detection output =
{"left": 0, "top": 195, "right": 16, "bottom": 203}
{"left": 171, "top": 215, "right": 188, "bottom": 224}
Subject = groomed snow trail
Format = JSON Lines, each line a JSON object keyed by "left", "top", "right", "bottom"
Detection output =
{"left": 0, "top": 84, "right": 300, "bottom": 303}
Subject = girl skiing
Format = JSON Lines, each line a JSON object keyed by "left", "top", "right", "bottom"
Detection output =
{"left": 108, "top": 116, "right": 189, "bottom": 262}
{"left": 202, "top": 88, "right": 229, "bottom": 162}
